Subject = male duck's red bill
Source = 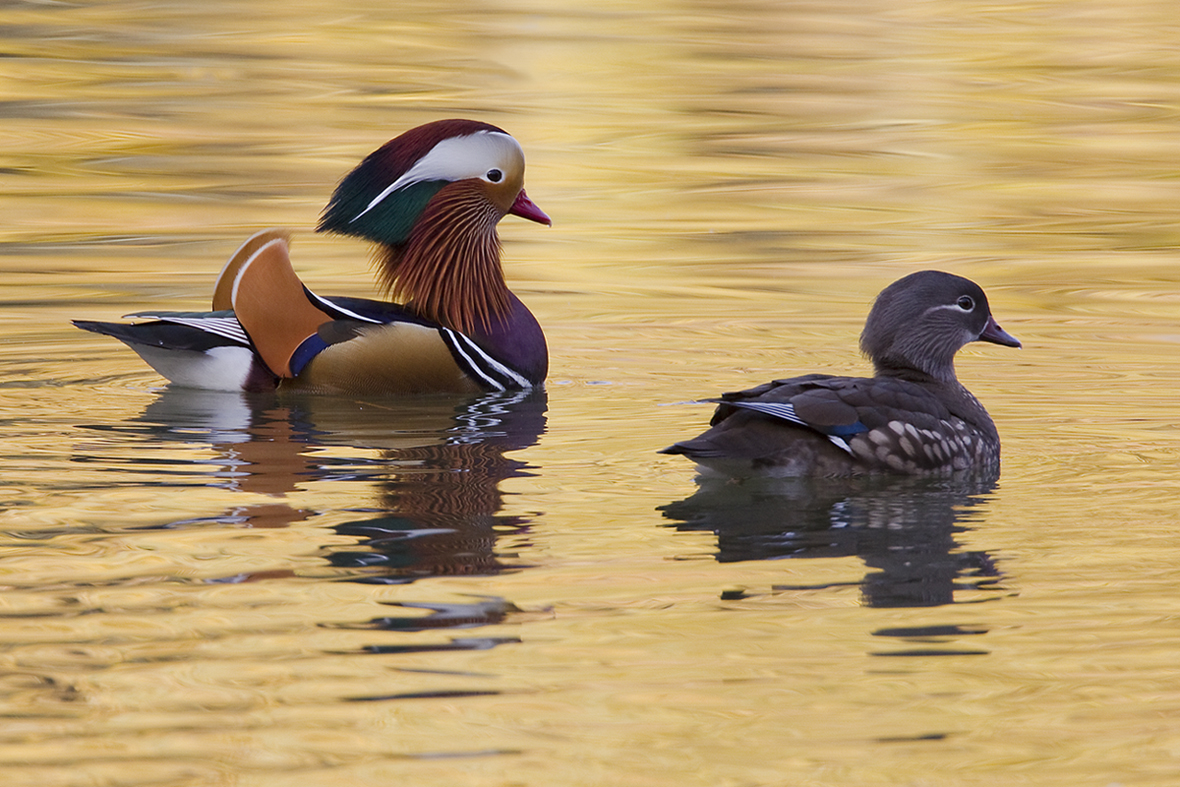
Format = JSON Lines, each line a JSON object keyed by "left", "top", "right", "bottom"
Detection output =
{"left": 75, "top": 119, "right": 550, "bottom": 395}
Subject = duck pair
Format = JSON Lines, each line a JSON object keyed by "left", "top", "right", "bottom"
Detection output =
{"left": 76, "top": 119, "right": 1021, "bottom": 478}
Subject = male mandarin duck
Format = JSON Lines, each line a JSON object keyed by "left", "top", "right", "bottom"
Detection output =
{"left": 660, "top": 271, "right": 1021, "bottom": 477}
{"left": 74, "top": 119, "right": 551, "bottom": 394}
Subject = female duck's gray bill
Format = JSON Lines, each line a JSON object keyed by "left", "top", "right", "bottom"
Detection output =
{"left": 980, "top": 316, "right": 1020, "bottom": 348}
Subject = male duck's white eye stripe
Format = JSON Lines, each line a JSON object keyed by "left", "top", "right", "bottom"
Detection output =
{"left": 350, "top": 130, "right": 522, "bottom": 223}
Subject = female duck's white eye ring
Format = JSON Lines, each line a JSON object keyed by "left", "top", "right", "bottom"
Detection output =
{"left": 956, "top": 295, "right": 975, "bottom": 311}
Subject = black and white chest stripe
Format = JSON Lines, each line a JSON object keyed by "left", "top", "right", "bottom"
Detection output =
{"left": 437, "top": 328, "right": 532, "bottom": 390}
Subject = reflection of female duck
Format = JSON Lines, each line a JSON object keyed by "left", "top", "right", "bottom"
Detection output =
{"left": 76, "top": 120, "right": 550, "bottom": 395}
{"left": 662, "top": 272, "right": 1020, "bottom": 477}
{"left": 661, "top": 472, "right": 1001, "bottom": 607}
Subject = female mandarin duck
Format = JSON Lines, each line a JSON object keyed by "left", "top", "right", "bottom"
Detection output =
{"left": 660, "top": 271, "right": 1021, "bottom": 477}
{"left": 74, "top": 119, "right": 550, "bottom": 394}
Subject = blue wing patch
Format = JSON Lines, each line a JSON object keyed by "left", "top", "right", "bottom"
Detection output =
{"left": 722, "top": 400, "right": 867, "bottom": 455}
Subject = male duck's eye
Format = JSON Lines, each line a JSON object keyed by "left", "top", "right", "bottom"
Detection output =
{"left": 486, "top": 169, "right": 503, "bottom": 183}
{"left": 957, "top": 295, "right": 975, "bottom": 311}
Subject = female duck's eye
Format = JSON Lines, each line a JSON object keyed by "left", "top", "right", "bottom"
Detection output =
{"left": 486, "top": 169, "right": 503, "bottom": 183}
{"left": 957, "top": 295, "right": 975, "bottom": 311}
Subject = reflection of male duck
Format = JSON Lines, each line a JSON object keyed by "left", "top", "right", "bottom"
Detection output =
{"left": 137, "top": 388, "right": 547, "bottom": 581}
{"left": 660, "top": 472, "right": 1001, "bottom": 607}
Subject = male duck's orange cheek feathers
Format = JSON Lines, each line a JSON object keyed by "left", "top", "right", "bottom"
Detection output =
{"left": 382, "top": 181, "right": 512, "bottom": 334}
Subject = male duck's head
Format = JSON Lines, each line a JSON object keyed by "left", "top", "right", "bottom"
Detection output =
{"left": 860, "top": 270, "right": 1020, "bottom": 384}
{"left": 317, "top": 119, "right": 550, "bottom": 333}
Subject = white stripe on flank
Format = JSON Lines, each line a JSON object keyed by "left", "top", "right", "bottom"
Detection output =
{"left": 306, "top": 292, "right": 383, "bottom": 323}
{"left": 446, "top": 338, "right": 503, "bottom": 390}
{"left": 726, "top": 400, "right": 854, "bottom": 455}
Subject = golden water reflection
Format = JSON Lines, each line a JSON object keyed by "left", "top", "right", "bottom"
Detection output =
{"left": 2, "top": 0, "right": 1179, "bottom": 785}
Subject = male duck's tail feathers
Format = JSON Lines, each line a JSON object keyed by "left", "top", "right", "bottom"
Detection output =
{"left": 74, "top": 316, "right": 244, "bottom": 353}
{"left": 72, "top": 314, "right": 275, "bottom": 392}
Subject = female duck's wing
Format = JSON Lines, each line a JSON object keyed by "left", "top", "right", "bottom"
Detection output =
{"left": 661, "top": 375, "right": 967, "bottom": 475}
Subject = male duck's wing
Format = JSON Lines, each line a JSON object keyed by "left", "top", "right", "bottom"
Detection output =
{"left": 313, "top": 295, "right": 541, "bottom": 390}
{"left": 212, "top": 229, "right": 293, "bottom": 311}
{"left": 286, "top": 294, "right": 536, "bottom": 394}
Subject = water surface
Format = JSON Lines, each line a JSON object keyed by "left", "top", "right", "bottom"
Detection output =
{"left": 1, "top": 2, "right": 1178, "bottom": 785}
